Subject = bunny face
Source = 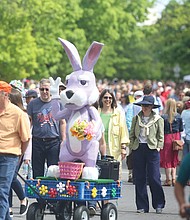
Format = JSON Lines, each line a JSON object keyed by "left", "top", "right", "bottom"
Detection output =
{"left": 58, "top": 38, "right": 104, "bottom": 110}
{"left": 60, "top": 70, "right": 99, "bottom": 110}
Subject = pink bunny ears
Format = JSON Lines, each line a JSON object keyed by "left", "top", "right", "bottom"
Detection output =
{"left": 58, "top": 38, "right": 104, "bottom": 72}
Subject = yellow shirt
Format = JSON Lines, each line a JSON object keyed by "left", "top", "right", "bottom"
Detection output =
{"left": 0, "top": 102, "right": 31, "bottom": 155}
{"left": 99, "top": 107, "right": 130, "bottom": 160}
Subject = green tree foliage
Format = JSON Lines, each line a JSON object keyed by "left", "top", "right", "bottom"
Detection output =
{"left": 0, "top": 0, "right": 38, "bottom": 81}
{"left": 0, "top": 0, "right": 159, "bottom": 82}
{"left": 26, "top": 0, "right": 85, "bottom": 79}
{"left": 152, "top": 0, "right": 190, "bottom": 79}
{"left": 78, "top": 0, "right": 155, "bottom": 79}
{"left": 0, "top": 0, "right": 85, "bottom": 81}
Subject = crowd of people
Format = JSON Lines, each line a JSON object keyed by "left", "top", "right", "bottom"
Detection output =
{"left": 1, "top": 77, "right": 190, "bottom": 219}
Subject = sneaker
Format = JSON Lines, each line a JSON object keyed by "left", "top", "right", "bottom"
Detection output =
{"left": 20, "top": 199, "right": 29, "bottom": 216}
{"left": 9, "top": 211, "right": 13, "bottom": 218}
{"left": 89, "top": 206, "right": 96, "bottom": 216}
{"left": 156, "top": 208, "right": 162, "bottom": 214}
{"left": 137, "top": 209, "right": 145, "bottom": 213}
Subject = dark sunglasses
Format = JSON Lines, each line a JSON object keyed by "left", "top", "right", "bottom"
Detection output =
{"left": 103, "top": 96, "right": 112, "bottom": 100}
{"left": 39, "top": 88, "right": 49, "bottom": 92}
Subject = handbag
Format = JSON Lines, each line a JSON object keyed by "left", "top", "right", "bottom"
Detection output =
{"left": 172, "top": 140, "right": 184, "bottom": 151}
{"left": 170, "top": 123, "right": 184, "bottom": 151}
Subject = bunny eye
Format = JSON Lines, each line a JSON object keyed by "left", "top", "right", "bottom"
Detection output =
{"left": 79, "top": 80, "right": 88, "bottom": 86}
{"left": 65, "top": 75, "right": 70, "bottom": 86}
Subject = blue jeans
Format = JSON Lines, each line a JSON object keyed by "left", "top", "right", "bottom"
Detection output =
{"left": 32, "top": 137, "right": 60, "bottom": 178}
{"left": 0, "top": 155, "right": 18, "bottom": 220}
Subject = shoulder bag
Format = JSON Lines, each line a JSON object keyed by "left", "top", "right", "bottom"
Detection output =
{"left": 170, "top": 123, "right": 184, "bottom": 151}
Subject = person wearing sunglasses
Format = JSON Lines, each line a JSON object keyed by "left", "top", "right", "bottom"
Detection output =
{"left": 129, "top": 95, "right": 165, "bottom": 214}
{"left": 98, "top": 89, "right": 130, "bottom": 178}
{"left": 27, "top": 78, "right": 65, "bottom": 179}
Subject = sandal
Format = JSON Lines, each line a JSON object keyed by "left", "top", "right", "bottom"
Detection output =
{"left": 172, "top": 179, "right": 176, "bottom": 186}
{"left": 163, "top": 180, "right": 172, "bottom": 186}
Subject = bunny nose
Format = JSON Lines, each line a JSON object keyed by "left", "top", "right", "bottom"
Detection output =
{"left": 66, "top": 90, "right": 74, "bottom": 99}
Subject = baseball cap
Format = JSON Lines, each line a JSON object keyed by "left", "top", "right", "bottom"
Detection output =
{"left": 0, "top": 81, "right": 12, "bottom": 93}
{"left": 134, "top": 90, "right": 144, "bottom": 98}
{"left": 25, "top": 90, "right": 38, "bottom": 98}
{"left": 9, "top": 80, "right": 24, "bottom": 93}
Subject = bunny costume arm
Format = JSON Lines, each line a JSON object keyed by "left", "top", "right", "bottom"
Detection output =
{"left": 51, "top": 100, "right": 71, "bottom": 121}
{"left": 49, "top": 77, "right": 71, "bottom": 121}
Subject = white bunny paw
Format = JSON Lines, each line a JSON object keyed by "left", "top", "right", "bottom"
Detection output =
{"left": 82, "top": 167, "right": 99, "bottom": 180}
{"left": 46, "top": 165, "right": 60, "bottom": 178}
{"left": 49, "top": 77, "right": 61, "bottom": 99}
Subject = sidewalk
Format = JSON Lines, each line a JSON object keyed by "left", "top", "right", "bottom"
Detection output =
{"left": 11, "top": 167, "right": 185, "bottom": 220}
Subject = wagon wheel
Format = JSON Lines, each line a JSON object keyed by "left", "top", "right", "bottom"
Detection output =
{"left": 101, "top": 203, "right": 117, "bottom": 220}
{"left": 73, "top": 205, "right": 89, "bottom": 220}
{"left": 26, "top": 202, "right": 44, "bottom": 220}
{"left": 55, "top": 201, "right": 72, "bottom": 220}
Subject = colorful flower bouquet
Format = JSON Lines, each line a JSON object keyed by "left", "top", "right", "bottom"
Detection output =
{"left": 70, "top": 120, "right": 95, "bottom": 141}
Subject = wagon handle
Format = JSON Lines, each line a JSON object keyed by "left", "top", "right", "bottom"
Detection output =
{"left": 16, "top": 171, "right": 54, "bottom": 209}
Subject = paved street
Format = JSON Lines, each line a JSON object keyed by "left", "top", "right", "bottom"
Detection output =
{"left": 11, "top": 166, "right": 187, "bottom": 220}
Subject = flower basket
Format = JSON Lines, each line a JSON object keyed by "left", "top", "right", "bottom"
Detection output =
{"left": 58, "top": 162, "right": 85, "bottom": 180}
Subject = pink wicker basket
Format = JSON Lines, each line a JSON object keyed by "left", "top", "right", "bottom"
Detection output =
{"left": 58, "top": 162, "right": 85, "bottom": 180}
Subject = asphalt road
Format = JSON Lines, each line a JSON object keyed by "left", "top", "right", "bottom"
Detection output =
{"left": 11, "top": 166, "right": 188, "bottom": 220}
